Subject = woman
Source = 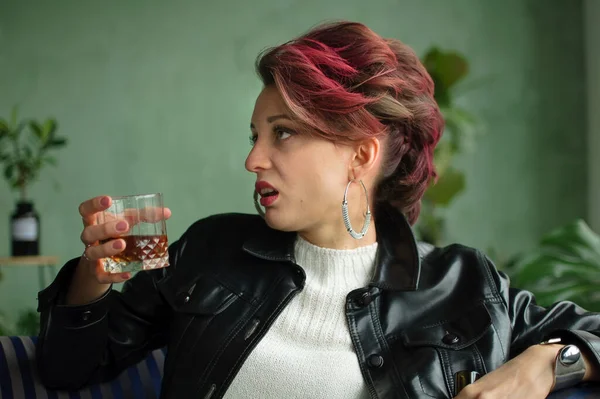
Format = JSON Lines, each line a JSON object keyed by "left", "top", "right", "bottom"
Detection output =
{"left": 37, "top": 21, "right": 600, "bottom": 399}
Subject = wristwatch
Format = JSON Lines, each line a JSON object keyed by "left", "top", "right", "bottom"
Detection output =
{"left": 540, "top": 337, "right": 587, "bottom": 391}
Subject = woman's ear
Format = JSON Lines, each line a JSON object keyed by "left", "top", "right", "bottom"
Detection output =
{"left": 349, "top": 137, "right": 381, "bottom": 180}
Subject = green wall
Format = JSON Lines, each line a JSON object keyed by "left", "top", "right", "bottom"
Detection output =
{"left": 0, "top": 0, "right": 587, "bottom": 321}
{"left": 586, "top": 0, "right": 600, "bottom": 233}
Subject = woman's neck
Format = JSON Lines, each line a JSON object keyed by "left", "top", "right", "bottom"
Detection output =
{"left": 297, "top": 219, "right": 377, "bottom": 250}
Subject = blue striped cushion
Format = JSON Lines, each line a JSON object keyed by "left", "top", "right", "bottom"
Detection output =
{"left": 2, "top": 336, "right": 599, "bottom": 398}
{"left": 0, "top": 336, "right": 165, "bottom": 399}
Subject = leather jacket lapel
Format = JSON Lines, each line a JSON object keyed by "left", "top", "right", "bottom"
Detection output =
{"left": 241, "top": 201, "right": 423, "bottom": 291}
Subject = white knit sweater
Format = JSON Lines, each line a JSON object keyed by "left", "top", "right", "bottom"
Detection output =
{"left": 224, "top": 235, "right": 378, "bottom": 399}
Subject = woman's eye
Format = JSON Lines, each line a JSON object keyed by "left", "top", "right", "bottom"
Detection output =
{"left": 250, "top": 127, "right": 294, "bottom": 147}
{"left": 278, "top": 131, "right": 291, "bottom": 140}
{"left": 275, "top": 127, "right": 294, "bottom": 141}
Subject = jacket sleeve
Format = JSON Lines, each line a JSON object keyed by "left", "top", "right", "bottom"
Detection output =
{"left": 485, "top": 254, "right": 600, "bottom": 368}
{"left": 35, "top": 235, "right": 186, "bottom": 391}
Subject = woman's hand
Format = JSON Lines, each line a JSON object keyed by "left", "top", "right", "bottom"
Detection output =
{"left": 66, "top": 195, "right": 171, "bottom": 305}
{"left": 454, "top": 344, "right": 562, "bottom": 399}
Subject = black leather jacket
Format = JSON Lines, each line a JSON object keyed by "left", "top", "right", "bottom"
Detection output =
{"left": 36, "top": 203, "right": 600, "bottom": 398}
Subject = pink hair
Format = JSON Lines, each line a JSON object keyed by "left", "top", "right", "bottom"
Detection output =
{"left": 256, "top": 21, "right": 444, "bottom": 224}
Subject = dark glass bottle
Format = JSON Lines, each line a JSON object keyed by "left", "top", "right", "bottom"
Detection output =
{"left": 11, "top": 201, "right": 40, "bottom": 256}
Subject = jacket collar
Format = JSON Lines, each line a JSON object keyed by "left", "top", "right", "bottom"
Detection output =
{"left": 242, "top": 201, "right": 422, "bottom": 291}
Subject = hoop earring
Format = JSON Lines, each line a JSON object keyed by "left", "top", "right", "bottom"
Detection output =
{"left": 253, "top": 191, "right": 265, "bottom": 218}
{"left": 342, "top": 179, "right": 371, "bottom": 239}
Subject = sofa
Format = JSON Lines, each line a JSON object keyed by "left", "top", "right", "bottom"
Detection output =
{"left": 1, "top": 336, "right": 599, "bottom": 398}
{"left": 1, "top": 336, "right": 164, "bottom": 398}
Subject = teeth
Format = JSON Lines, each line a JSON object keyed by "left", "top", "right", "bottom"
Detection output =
{"left": 261, "top": 188, "right": 275, "bottom": 195}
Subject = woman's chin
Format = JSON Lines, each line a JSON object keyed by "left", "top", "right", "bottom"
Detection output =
{"left": 263, "top": 209, "right": 297, "bottom": 232}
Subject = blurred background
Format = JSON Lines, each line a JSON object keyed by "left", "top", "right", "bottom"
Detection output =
{"left": 0, "top": 0, "right": 599, "bottom": 335}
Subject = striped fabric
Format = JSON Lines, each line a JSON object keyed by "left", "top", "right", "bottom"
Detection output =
{"left": 0, "top": 336, "right": 165, "bottom": 399}
{"left": 1, "top": 336, "right": 599, "bottom": 398}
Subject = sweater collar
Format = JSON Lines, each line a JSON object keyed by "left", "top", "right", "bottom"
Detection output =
{"left": 242, "top": 201, "right": 423, "bottom": 291}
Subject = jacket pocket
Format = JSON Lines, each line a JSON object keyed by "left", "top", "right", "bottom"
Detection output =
{"left": 156, "top": 272, "right": 242, "bottom": 395}
{"left": 157, "top": 273, "right": 242, "bottom": 385}
{"left": 400, "top": 303, "right": 492, "bottom": 398}
{"left": 158, "top": 273, "right": 239, "bottom": 315}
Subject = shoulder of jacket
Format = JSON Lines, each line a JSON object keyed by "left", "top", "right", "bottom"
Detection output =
{"left": 419, "top": 242, "right": 501, "bottom": 293}
{"left": 419, "top": 241, "right": 493, "bottom": 271}
{"left": 165, "top": 213, "right": 265, "bottom": 274}
{"left": 177, "top": 213, "right": 267, "bottom": 250}
{"left": 186, "top": 212, "right": 264, "bottom": 234}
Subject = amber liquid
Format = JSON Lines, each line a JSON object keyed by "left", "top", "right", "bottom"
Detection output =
{"left": 101, "top": 234, "right": 169, "bottom": 273}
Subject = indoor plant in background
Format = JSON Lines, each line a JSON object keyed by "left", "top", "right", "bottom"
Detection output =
{"left": 0, "top": 106, "right": 67, "bottom": 256}
{"left": 418, "top": 49, "right": 600, "bottom": 313}
{"left": 504, "top": 219, "right": 600, "bottom": 312}
{"left": 0, "top": 314, "right": 14, "bottom": 336}
{"left": 417, "top": 47, "right": 480, "bottom": 246}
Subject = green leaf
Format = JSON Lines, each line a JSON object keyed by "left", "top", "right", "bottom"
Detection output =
{"left": 430, "top": 75, "right": 451, "bottom": 108}
{"left": 4, "top": 163, "right": 15, "bottom": 180}
{"left": 424, "top": 167, "right": 466, "bottom": 207}
{"left": 0, "top": 120, "right": 8, "bottom": 135}
{"left": 16, "top": 308, "right": 40, "bottom": 336}
{"left": 43, "top": 119, "right": 57, "bottom": 140}
{"left": 540, "top": 220, "right": 600, "bottom": 256}
{"left": 506, "top": 219, "right": 600, "bottom": 310}
{"left": 23, "top": 146, "right": 34, "bottom": 160}
{"left": 422, "top": 48, "right": 469, "bottom": 90}
{"left": 48, "top": 137, "right": 67, "bottom": 147}
{"left": 415, "top": 209, "right": 445, "bottom": 246}
{"left": 432, "top": 140, "right": 454, "bottom": 177}
{"left": 0, "top": 311, "right": 15, "bottom": 336}
{"left": 29, "top": 121, "right": 43, "bottom": 140}
{"left": 441, "top": 106, "right": 479, "bottom": 153}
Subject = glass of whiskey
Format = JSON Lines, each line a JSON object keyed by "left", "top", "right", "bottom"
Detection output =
{"left": 97, "top": 193, "right": 169, "bottom": 274}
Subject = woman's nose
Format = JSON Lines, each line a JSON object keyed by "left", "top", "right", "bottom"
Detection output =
{"left": 245, "top": 140, "right": 271, "bottom": 173}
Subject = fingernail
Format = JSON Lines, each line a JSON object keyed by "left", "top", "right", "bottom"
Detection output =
{"left": 113, "top": 240, "right": 124, "bottom": 249}
{"left": 100, "top": 197, "right": 110, "bottom": 207}
{"left": 121, "top": 273, "right": 131, "bottom": 279}
{"left": 116, "top": 221, "right": 128, "bottom": 231}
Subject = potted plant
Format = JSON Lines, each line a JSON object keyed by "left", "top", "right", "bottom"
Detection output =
{"left": 417, "top": 47, "right": 480, "bottom": 246}
{"left": 0, "top": 106, "right": 68, "bottom": 256}
{"left": 504, "top": 220, "right": 600, "bottom": 311}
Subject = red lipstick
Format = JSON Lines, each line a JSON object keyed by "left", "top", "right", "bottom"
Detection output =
{"left": 255, "top": 181, "right": 279, "bottom": 207}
